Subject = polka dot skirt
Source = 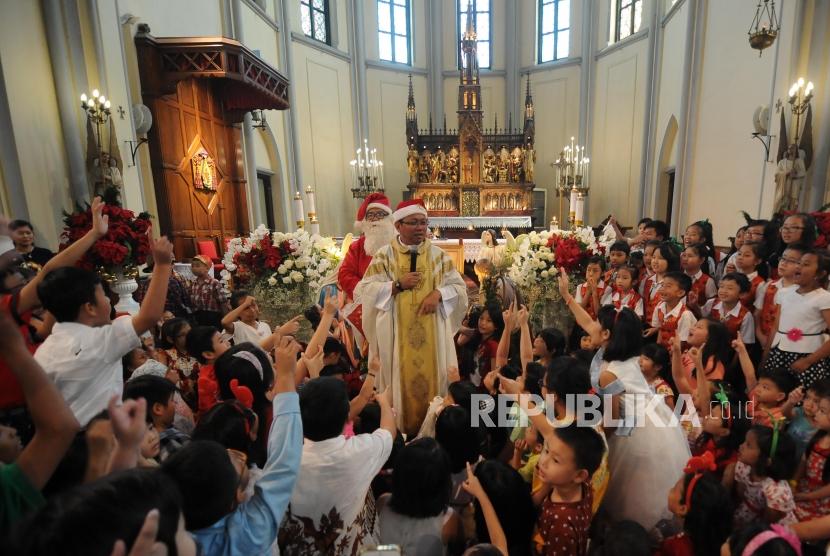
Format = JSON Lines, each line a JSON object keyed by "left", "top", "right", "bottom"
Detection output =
{"left": 763, "top": 347, "right": 830, "bottom": 389}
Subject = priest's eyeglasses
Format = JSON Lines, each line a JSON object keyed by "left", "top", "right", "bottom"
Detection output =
{"left": 401, "top": 219, "right": 429, "bottom": 227}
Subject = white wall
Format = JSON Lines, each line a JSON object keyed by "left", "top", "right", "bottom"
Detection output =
{"left": 683, "top": 0, "right": 799, "bottom": 244}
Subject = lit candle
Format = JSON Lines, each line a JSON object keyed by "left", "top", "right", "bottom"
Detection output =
{"left": 575, "top": 194, "right": 585, "bottom": 226}
{"left": 550, "top": 216, "right": 559, "bottom": 231}
{"left": 305, "top": 185, "right": 316, "bottom": 220}
{"left": 350, "top": 160, "right": 357, "bottom": 184}
{"left": 378, "top": 161, "right": 385, "bottom": 189}
{"left": 80, "top": 93, "right": 87, "bottom": 103}
{"left": 293, "top": 191, "right": 304, "bottom": 227}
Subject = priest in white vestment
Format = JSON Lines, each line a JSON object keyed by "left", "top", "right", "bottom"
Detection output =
{"left": 360, "top": 199, "right": 468, "bottom": 436}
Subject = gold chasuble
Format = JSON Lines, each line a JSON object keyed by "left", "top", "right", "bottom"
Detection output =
{"left": 360, "top": 238, "right": 468, "bottom": 437}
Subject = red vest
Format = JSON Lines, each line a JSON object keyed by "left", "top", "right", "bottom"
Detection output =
{"left": 579, "top": 282, "right": 606, "bottom": 320}
{"left": 710, "top": 303, "right": 749, "bottom": 340}
{"left": 690, "top": 273, "right": 712, "bottom": 304}
{"left": 758, "top": 281, "right": 780, "bottom": 337}
{"left": 657, "top": 303, "right": 687, "bottom": 350}
{"left": 740, "top": 275, "right": 765, "bottom": 310}
{"left": 644, "top": 277, "right": 661, "bottom": 325}
{"left": 613, "top": 290, "right": 642, "bottom": 313}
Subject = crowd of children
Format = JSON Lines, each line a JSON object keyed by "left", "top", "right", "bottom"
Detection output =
{"left": 1, "top": 202, "right": 830, "bottom": 556}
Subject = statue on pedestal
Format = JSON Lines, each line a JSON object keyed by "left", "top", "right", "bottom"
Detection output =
{"left": 510, "top": 147, "right": 523, "bottom": 182}
{"left": 524, "top": 144, "right": 536, "bottom": 183}
{"left": 407, "top": 147, "right": 419, "bottom": 184}
{"left": 90, "top": 151, "right": 123, "bottom": 205}
{"left": 446, "top": 146, "right": 460, "bottom": 183}
{"left": 774, "top": 144, "right": 807, "bottom": 213}
{"left": 497, "top": 146, "right": 510, "bottom": 183}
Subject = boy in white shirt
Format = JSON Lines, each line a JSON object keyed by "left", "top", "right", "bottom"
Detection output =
{"left": 34, "top": 237, "right": 175, "bottom": 426}
{"left": 221, "top": 290, "right": 272, "bottom": 345}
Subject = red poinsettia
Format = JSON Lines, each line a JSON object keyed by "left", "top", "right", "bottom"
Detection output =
{"left": 61, "top": 204, "right": 152, "bottom": 272}
{"left": 550, "top": 236, "right": 587, "bottom": 274}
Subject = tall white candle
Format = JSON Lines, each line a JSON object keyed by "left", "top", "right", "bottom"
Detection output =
{"left": 305, "top": 185, "right": 316, "bottom": 218}
{"left": 293, "top": 191, "right": 304, "bottom": 225}
{"left": 575, "top": 194, "right": 585, "bottom": 225}
{"left": 569, "top": 187, "right": 577, "bottom": 218}
{"left": 379, "top": 161, "right": 385, "bottom": 189}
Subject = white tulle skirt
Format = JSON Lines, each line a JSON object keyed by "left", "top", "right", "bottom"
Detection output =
{"left": 602, "top": 402, "right": 691, "bottom": 532}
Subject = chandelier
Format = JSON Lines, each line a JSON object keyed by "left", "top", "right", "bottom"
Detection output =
{"left": 349, "top": 139, "right": 385, "bottom": 199}
{"left": 748, "top": 0, "right": 780, "bottom": 56}
{"left": 551, "top": 137, "right": 590, "bottom": 228}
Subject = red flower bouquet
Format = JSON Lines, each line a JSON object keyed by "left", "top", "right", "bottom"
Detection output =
{"left": 61, "top": 204, "right": 152, "bottom": 272}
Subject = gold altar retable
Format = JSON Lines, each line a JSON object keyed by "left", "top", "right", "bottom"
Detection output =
{"left": 405, "top": 6, "right": 535, "bottom": 219}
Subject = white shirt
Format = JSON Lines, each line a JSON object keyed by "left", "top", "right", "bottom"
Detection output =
{"left": 702, "top": 300, "right": 756, "bottom": 344}
{"left": 652, "top": 301, "right": 697, "bottom": 341}
{"left": 280, "top": 429, "right": 394, "bottom": 553}
{"left": 34, "top": 315, "right": 140, "bottom": 426}
{"left": 231, "top": 320, "right": 271, "bottom": 346}
{"left": 755, "top": 279, "right": 797, "bottom": 311}
{"left": 773, "top": 288, "right": 830, "bottom": 353}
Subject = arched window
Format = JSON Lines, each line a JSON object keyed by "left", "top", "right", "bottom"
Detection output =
{"left": 614, "top": 0, "right": 643, "bottom": 42}
{"left": 457, "top": 0, "right": 491, "bottom": 69}
{"left": 378, "top": 0, "right": 411, "bottom": 65}
{"left": 538, "top": 0, "right": 570, "bottom": 63}
{"left": 300, "top": 0, "right": 330, "bottom": 45}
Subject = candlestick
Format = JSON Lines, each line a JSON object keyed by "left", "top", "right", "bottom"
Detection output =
{"left": 575, "top": 194, "right": 585, "bottom": 227}
{"left": 550, "top": 216, "right": 559, "bottom": 231}
{"left": 309, "top": 216, "right": 320, "bottom": 236}
{"left": 293, "top": 191, "right": 304, "bottom": 228}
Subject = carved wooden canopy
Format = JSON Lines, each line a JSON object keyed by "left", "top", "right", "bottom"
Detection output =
{"left": 135, "top": 29, "right": 289, "bottom": 122}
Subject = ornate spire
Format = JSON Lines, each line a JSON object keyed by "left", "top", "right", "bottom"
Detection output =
{"left": 407, "top": 74, "right": 415, "bottom": 111}
{"left": 463, "top": 0, "right": 476, "bottom": 41}
{"left": 524, "top": 73, "right": 534, "bottom": 120}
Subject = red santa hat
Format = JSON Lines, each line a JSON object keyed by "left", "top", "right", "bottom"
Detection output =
{"left": 392, "top": 199, "right": 428, "bottom": 222}
{"left": 355, "top": 193, "right": 392, "bottom": 228}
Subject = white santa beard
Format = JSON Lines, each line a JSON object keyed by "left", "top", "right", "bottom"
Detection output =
{"left": 363, "top": 218, "right": 396, "bottom": 255}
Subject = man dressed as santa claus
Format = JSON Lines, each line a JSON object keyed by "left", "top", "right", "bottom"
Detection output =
{"left": 337, "top": 193, "right": 396, "bottom": 335}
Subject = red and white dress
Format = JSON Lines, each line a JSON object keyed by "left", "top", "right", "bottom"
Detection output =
{"left": 702, "top": 300, "right": 755, "bottom": 344}
{"left": 739, "top": 271, "right": 766, "bottom": 311}
{"left": 734, "top": 461, "right": 797, "bottom": 528}
{"left": 575, "top": 280, "right": 607, "bottom": 320}
{"left": 687, "top": 270, "right": 716, "bottom": 305}
{"left": 601, "top": 288, "right": 643, "bottom": 319}
{"left": 795, "top": 441, "right": 830, "bottom": 521}
{"left": 652, "top": 301, "right": 697, "bottom": 350}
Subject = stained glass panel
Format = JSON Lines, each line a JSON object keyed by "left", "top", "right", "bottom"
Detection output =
{"left": 300, "top": 5, "right": 312, "bottom": 36}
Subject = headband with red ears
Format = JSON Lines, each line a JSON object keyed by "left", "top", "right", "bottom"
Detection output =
{"left": 683, "top": 451, "right": 717, "bottom": 506}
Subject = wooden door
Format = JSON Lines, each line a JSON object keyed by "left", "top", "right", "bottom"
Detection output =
{"left": 145, "top": 78, "right": 248, "bottom": 260}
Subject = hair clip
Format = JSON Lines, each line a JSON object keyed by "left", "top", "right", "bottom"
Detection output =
{"left": 682, "top": 451, "right": 717, "bottom": 507}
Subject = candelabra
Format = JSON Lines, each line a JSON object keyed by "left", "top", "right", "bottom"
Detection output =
{"left": 550, "top": 137, "right": 590, "bottom": 229}
{"left": 787, "top": 77, "right": 814, "bottom": 145}
{"left": 80, "top": 89, "right": 111, "bottom": 161}
{"left": 349, "top": 139, "right": 385, "bottom": 199}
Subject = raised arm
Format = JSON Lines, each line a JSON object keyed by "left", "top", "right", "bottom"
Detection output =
{"left": 495, "top": 300, "right": 517, "bottom": 370}
{"left": 3, "top": 310, "right": 80, "bottom": 489}
{"left": 220, "top": 295, "right": 252, "bottom": 334}
{"left": 670, "top": 334, "right": 693, "bottom": 396}
{"left": 462, "top": 462, "right": 508, "bottom": 556}
{"left": 517, "top": 305, "right": 533, "bottom": 372}
{"left": 305, "top": 293, "right": 338, "bottom": 356}
{"left": 376, "top": 385, "right": 397, "bottom": 438}
{"left": 559, "top": 271, "right": 601, "bottom": 338}
{"left": 18, "top": 197, "right": 110, "bottom": 313}
{"left": 732, "top": 336, "right": 757, "bottom": 393}
{"left": 498, "top": 375, "right": 553, "bottom": 439}
{"left": 131, "top": 237, "right": 174, "bottom": 336}
{"left": 259, "top": 315, "right": 301, "bottom": 352}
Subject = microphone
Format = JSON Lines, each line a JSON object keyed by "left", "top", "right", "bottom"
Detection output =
{"left": 409, "top": 246, "right": 418, "bottom": 273}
